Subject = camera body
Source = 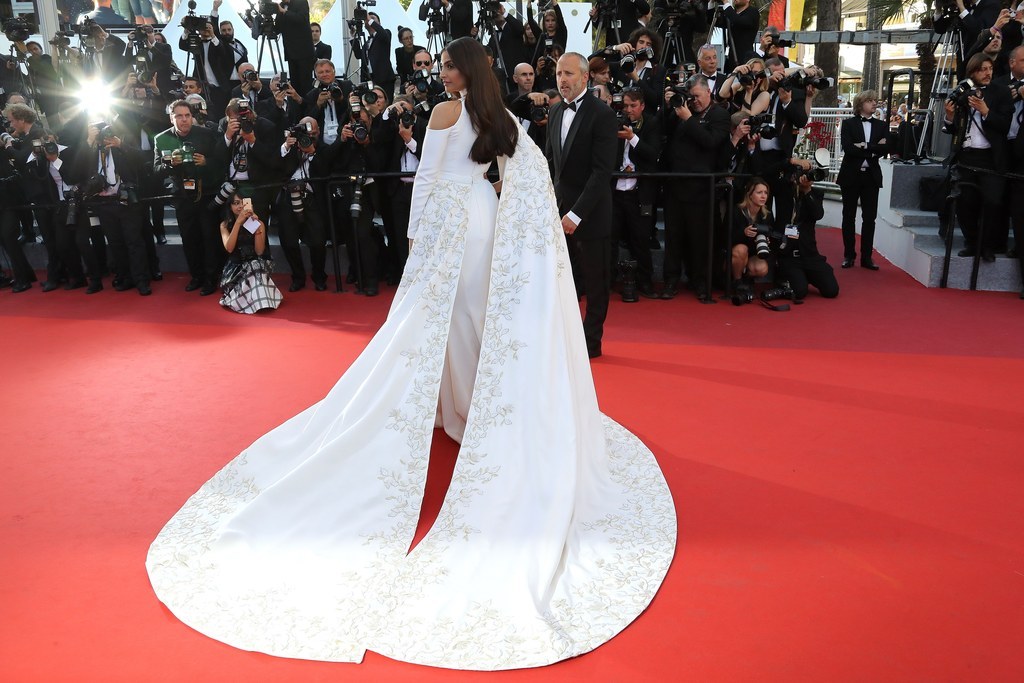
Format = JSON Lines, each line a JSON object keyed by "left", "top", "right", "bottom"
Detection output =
{"left": 737, "top": 70, "right": 766, "bottom": 87}
{"left": 745, "top": 112, "right": 775, "bottom": 139}
{"left": 779, "top": 70, "right": 834, "bottom": 91}
{"left": 3, "top": 16, "right": 37, "bottom": 43}
{"left": 947, "top": 78, "right": 981, "bottom": 108}
{"left": 288, "top": 122, "right": 315, "bottom": 148}
{"left": 620, "top": 47, "right": 654, "bottom": 74}
{"left": 668, "top": 82, "right": 694, "bottom": 109}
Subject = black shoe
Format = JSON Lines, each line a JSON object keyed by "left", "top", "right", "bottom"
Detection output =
{"left": 86, "top": 280, "right": 103, "bottom": 294}
{"left": 156, "top": 235, "right": 168, "bottom": 245}
{"left": 981, "top": 248, "right": 996, "bottom": 263}
{"left": 138, "top": 283, "right": 152, "bottom": 296}
{"left": 185, "top": 278, "right": 202, "bottom": 292}
{"left": 694, "top": 283, "right": 709, "bottom": 301}
{"left": 364, "top": 287, "right": 379, "bottom": 297}
{"left": 152, "top": 271, "right": 163, "bottom": 282}
{"left": 660, "top": 282, "right": 678, "bottom": 300}
{"left": 289, "top": 278, "right": 306, "bottom": 292}
{"left": 841, "top": 258, "right": 855, "bottom": 269}
{"left": 637, "top": 285, "right": 658, "bottom": 299}
{"left": 11, "top": 281, "right": 31, "bottom": 293}
{"left": 313, "top": 279, "right": 327, "bottom": 292}
{"left": 958, "top": 247, "right": 977, "bottom": 258}
{"left": 588, "top": 344, "right": 602, "bottom": 359}
{"left": 346, "top": 272, "right": 357, "bottom": 284}
{"left": 199, "top": 282, "right": 217, "bottom": 296}
{"left": 41, "top": 281, "right": 59, "bottom": 292}
{"left": 0, "top": 275, "right": 12, "bottom": 289}
{"left": 114, "top": 279, "right": 135, "bottom": 291}
{"left": 64, "top": 279, "right": 86, "bottom": 291}
{"left": 860, "top": 259, "right": 880, "bottom": 271}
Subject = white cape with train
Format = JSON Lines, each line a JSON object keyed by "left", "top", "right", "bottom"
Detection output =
{"left": 146, "top": 129, "right": 677, "bottom": 670}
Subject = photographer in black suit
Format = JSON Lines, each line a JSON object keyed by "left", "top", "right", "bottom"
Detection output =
{"left": 607, "top": 28, "right": 667, "bottom": 113}
{"left": 611, "top": 87, "right": 661, "bottom": 300}
{"left": 942, "top": 52, "right": 1012, "bottom": 262}
{"left": 352, "top": 12, "right": 396, "bottom": 99}
{"left": 178, "top": 18, "right": 233, "bottom": 121}
{"left": 304, "top": 59, "right": 352, "bottom": 144}
{"left": 230, "top": 62, "right": 273, "bottom": 110}
{"left": 273, "top": 0, "right": 316, "bottom": 94}
{"left": 708, "top": 0, "right": 758, "bottom": 70}
{"left": 218, "top": 97, "right": 282, "bottom": 219}
{"left": 660, "top": 75, "right": 730, "bottom": 300}
{"left": 379, "top": 95, "right": 427, "bottom": 283}
{"left": 776, "top": 159, "right": 839, "bottom": 301}
{"left": 589, "top": 0, "right": 651, "bottom": 49}
{"left": 837, "top": 90, "right": 889, "bottom": 270}
{"left": 546, "top": 53, "right": 617, "bottom": 358}
{"left": 488, "top": 4, "right": 530, "bottom": 91}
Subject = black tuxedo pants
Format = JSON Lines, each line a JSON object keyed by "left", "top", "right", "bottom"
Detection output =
{"left": 838, "top": 170, "right": 881, "bottom": 261}
{"left": 663, "top": 178, "right": 716, "bottom": 286}
{"left": 611, "top": 188, "right": 654, "bottom": 287}
{"left": 34, "top": 206, "right": 65, "bottom": 285}
{"left": 955, "top": 149, "right": 1005, "bottom": 252}
{"left": 62, "top": 209, "right": 101, "bottom": 284}
{"left": 175, "top": 194, "right": 222, "bottom": 286}
{"left": 380, "top": 181, "right": 412, "bottom": 282}
{"left": 565, "top": 232, "right": 610, "bottom": 354}
{"left": 91, "top": 199, "right": 150, "bottom": 287}
{"left": 0, "top": 208, "right": 35, "bottom": 285}
{"left": 777, "top": 253, "right": 839, "bottom": 301}
{"left": 275, "top": 190, "right": 327, "bottom": 285}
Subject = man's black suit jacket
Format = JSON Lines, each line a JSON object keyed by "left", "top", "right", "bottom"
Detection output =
{"left": 546, "top": 95, "right": 617, "bottom": 240}
{"left": 661, "top": 101, "right": 731, "bottom": 194}
{"left": 179, "top": 36, "right": 234, "bottom": 87}
{"left": 353, "top": 26, "right": 396, "bottom": 84}
{"left": 490, "top": 16, "right": 529, "bottom": 77}
{"left": 314, "top": 42, "right": 333, "bottom": 61}
{"left": 276, "top": 0, "right": 315, "bottom": 92}
{"left": 89, "top": 35, "right": 131, "bottom": 85}
{"left": 217, "top": 116, "right": 283, "bottom": 186}
{"left": 449, "top": 0, "right": 475, "bottom": 39}
{"left": 710, "top": 5, "right": 758, "bottom": 64}
{"left": 942, "top": 81, "right": 1013, "bottom": 173}
{"left": 615, "top": 110, "right": 662, "bottom": 208}
{"left": 837, "top": 115, "right": 889, "bottom": 188}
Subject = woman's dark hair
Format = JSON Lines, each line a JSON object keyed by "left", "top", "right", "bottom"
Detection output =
{"left": 220, "top": 190, "right": 240, "bottom": 225}
{"left": 444, "top": 37, "right": 518, "bottom": 162}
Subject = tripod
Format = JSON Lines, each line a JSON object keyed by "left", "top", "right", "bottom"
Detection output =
{"left": 7, "top": 48, "right": 46, "bottom": 124}
{"left": 707, "top": 3, "right": 738, "bottom": 71}
{"left": 586, "top": 3, "right": 623, "bottom": 53}
{"left": 424, "top": 8, "right": 450, "bottom": 62}
{"left": 658, "top": 14, "right": 691, "bottom": 72}
{"left": 255, "top": 29, "right": 285, "bottom": 76}
{"left": 474, "top": 11, "right": 507, "bottom": 83}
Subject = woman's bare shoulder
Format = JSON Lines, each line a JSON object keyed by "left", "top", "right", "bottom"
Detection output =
{"left": 429, "top": 100, "right": 461, "bottom": 130}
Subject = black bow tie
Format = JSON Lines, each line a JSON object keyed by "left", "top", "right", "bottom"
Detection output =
{"left": 861, "top": 116, "right": 872, "bottom": 122}
{"left": 565, "top": 100, "right": 579, "bottom": 112}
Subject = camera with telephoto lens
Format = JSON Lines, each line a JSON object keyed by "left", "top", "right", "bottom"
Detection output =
{"left": 745, "top": 112, "right": 776, "bottom": 139}
{"left": 754, "top": 222, "right": 778, "bottom": 260}
{"left": 323, "top": 79, "right": 348, "bottom": 99}
{"left": 213, "top": 180, "right": 236, "bottom": 206}
{"left": 350, "top": 110, "right": 369, "bottom": 143}
{"left": 349, "top": 174, "right": 366, "bottom": 219}
{"left": 668, "top": 82, "right": 694, "bottom": 109}
{"left": 409, "top": 68, "right": 432, "bottom": 94}
{"left": 288, "top": 122, "right": 315, "bottom": 148}
{"left": 779, "top": 70, "right": 835, "bottom": 91}
{"left": 3, "top": 15, "right": 36, "bottom": 43}
{"left": 236, "top": 100, "right": 254, "bottom": 133}
{"left": 620, "top": 47, "right": 654, "bottom": 74}
{"left": 947, "top": 78, "right": 981, "bottom": 107}
{"left": 738, "top": 70, "right": 766, "bottom": 87}
{"left": 398, "top": 106, "right": 416, "bottom": 127}
{"left": 792, "top": 165, "right": 827, "bottom": 182}
{"left": 353, "top": 82, "right": 379, "bottom": 105}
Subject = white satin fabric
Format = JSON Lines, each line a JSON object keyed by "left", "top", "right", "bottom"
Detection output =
{"left": 146, "top": 101, "right": 677, "bottom": 671}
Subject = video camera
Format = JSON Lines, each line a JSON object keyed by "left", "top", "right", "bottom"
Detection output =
{"left": 3, "top": 15, "right": 38, "bottom": 43}
{"left": 348, "top": 0, "right": 377, "bottom": 32}
{"left": 49, "top": 29, "right": 76, "bottom": 49}
{"left": 180, "top": 1, "right": 210, "bottom": 34}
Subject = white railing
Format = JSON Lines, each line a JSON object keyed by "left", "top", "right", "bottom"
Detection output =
{"left": 797, "top": 107, "right": 855, "bottom": 185}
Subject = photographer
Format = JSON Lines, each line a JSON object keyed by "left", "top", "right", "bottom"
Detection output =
{"left": 753, "top": 26, "right": 791, "bottom": 68}
{"left": 262, "top": 72, "right": 305, "bottom": 128}
{"left": 838, "top": 90, "right": 889, "bottom": 270}
{"left": 507, "top": 75, "right": 549, "bottom": 148}
{"left": 81, "top": 21, "right": 131, "bottom": 86}
{"left": 230, "top": 62, "right": 272, "bottom": 110}
{"left": 401, "top": 49, "right": 446, "bottom": 118}
{"left": 776, "top": 159, "right": 839, "bottom": 301}
{"left": 659, "top": 75, "right": 730, "bottom": 300}
{"left": 126, "top": 25, "right": 175, "bottom": 103}
{"left": 211, "top": 1, "right": 249, "bottom": 92}
{"left": 605, "top": 28, "right": 666, "bottom": 112}
{"left": 351, "top": 11, "right": 396, "bottom": 100}
{"left": 533, "top": 43, "right": 562, "bottom": 93}
{"left": 304, "top": 59, "right": 351, "bottom": 144}
{"left": 273, "top": 0, "right": 316, "bottom": 94}
{"left": 379, "top": 94, "right": 427, "bottom": 283}
{"left": 333, "top": 84, "right": 392, "bottom": 295}
{"left": 943, "top": 52, "right": 1011, "bottom": 262}
{"left": 487, "top": 3, "right": 530, "bottom": 91}
{"left": 0, "top": 103, "right": 43, "bottom": 292}
{"left": 707, "top": 0, "right": 758, "bottom": 70}
{"left": 178, "top": 16, "right": 233, "bottom": 121}
{"left": 71, "top": 120, "right": 152, "bottom": 296}
{"left": 729, "top": 177, "right": 772, "bottom": 291}
{"left": 276, "top": 116, "right": 342, "bottom": 292}
{"left": 395, "top": 27, "right": 425, "bottom": 85}
{"left": 218, "top": 191, "right": 281, "bottom": 313}
{"left": 153, "top": 99, "right": 225, "bottom": 295}
{"left": 611, "top": 87, "right": 661, "bottom": 300}
{"left": 718, "top": 57, "right": 770, "bottom": 115}
{"left": 589, "top": 0, "right": 651, "bottom": 49}
{"left": 530, "top": 1, "right": 568, "bottom": 66}
{"left": 22, "top": 42, "right": 63, "bottom": 121}
{"left": 219, "top": 97, "right": 281, "bottom": 219}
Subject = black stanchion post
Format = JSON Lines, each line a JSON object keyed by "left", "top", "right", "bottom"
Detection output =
{"left": 326, "top": 180, "right": 344, "bottom": 293}
{"left": 701, "top": 173, "right": 716, "bottom": 304}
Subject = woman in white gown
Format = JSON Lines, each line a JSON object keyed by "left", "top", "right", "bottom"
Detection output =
{"left": 147, "top": 38, "right": 676, "bottom": 671}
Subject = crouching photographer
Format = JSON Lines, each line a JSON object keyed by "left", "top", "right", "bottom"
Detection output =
{"left": 729, "top": 177, "right": 774, "bottom": 293}
{"left": 276, "top": 117, "right": 344, "bottom": 292}
{"left": 774, "top": 158, "right": 839, "bottom": 302}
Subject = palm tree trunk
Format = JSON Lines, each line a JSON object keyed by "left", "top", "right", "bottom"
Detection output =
{"left": 816, "top": 0, "right": 841, "bottom": 107}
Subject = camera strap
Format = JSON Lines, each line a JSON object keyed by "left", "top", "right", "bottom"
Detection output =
{"left": 759, "top": 299, "right": 790, "bottom": 312}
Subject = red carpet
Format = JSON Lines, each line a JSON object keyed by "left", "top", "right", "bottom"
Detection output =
{"left": 2, "top": 230, "right": 1024, "bottom": 682}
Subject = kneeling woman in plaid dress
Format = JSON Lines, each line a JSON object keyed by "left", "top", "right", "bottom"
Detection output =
{"left": 219, "top": 194, "right": 282, "bottom": 314}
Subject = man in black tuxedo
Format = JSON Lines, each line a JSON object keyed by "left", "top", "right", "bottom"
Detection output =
{"left": 274, "top": 0, "right": 316, "bottom": 94}
{"left": 753, "top": 26, "right": 791, "bottom": 67}
{"left": 1001, "top": 45, "right": 1024, "bottom": 293}
{"left": 696, "top": 44, "right": 728, "bottom": 102}
{"left": 379, "top": 95, "right": 427, "bottom": 283}
{"left": 311, "top": 23, "right": 332, "bottom": 60}
{"left": 82, "top": 23, "right": 130, "bottom": 86}
{"left": 837, "top": 90, "right": 890, "bottom": 270}
{"left": 179, "top": 19, "right": 234, "bottom": 121}
{"left": 218, "top": 97, "right": 282, "bottom": 219}
{"left": 942, "top": 52, "right": 1012, "bottom": 262}
{"left": 546, "top": 53, "right": 617, "bottom": 359}
{"left": 73, "top": 121, "right": 152, "bottom": 295}
{"left": 660, "top": 75, "right": 730, "bottom": 300}
{"left": 212, "top": 1, "right": 249, "bottom": 95}
{"left": 611, "top": 87, "right": 661, "bottom": 299}
{"left": 708, "top": 0, "right": 758, "bottom": 70}
{"left": 351, "top": 12, "right": 396, "bottom": 100}
{"left": 260, "top": 73, "right": 306, "bottom": 127}
{"left": 488, "top": 4, "right": 530, "bottom": 91}
{"left": 230, "top": 62, "right": 274, "bottom": 110}
{"left": 446, "top": 0, "right": 475, "bottom": 39}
